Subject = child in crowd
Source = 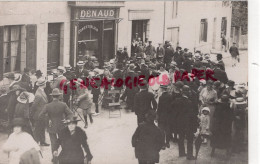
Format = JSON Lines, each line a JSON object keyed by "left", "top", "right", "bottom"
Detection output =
{"left": 198, "top": 107, "right": 211, "bottom": 144}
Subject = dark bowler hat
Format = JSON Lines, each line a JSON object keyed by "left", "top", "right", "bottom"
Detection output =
{"left": 175, "top": 81, "right": 184, "bottom": 88}
{"left": 63, "top": 116, "right": 80, "bottom": 124}
{"left": 50, "top": 88, "right": 62, "bottom": 96}
{"left": 182, "top": 85, "right": 190, "bottom": 93}
{"left": 184, "top": 48, "right": 189, "bottom": 51}
{"left": 219, "top": 94, "right": 229, "bottom": 103}
{"left": 12, "top": 118, "right": 26, "bottom": 127}
{"left": 35, "top": 70, "right": 43, "bottom": 77}
{"left": 217, "top": 53, "right": 223, "bottom": 58}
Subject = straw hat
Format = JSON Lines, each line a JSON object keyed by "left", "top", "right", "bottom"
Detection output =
{"left": 17, "top": 91, "right": 35, "bottom": 104}
{"left": 77, "top": 61, "right": 84, "bottom": 66}
{"left": 202, "top": 107, "right": 210, "bottom": 113}
{"left": 36, "top": 77, "right": 46, "bottom": 86}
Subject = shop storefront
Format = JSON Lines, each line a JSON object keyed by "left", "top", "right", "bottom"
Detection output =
{"left": 70, "top": 6, "right": 122, "bottom": 67}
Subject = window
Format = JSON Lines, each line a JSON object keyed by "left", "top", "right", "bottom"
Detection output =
{"left": 3, "top": 26, "right": 21, "bottom": 73}
{"left": 172, "top": 1, "right": 178, "bottom": 19}
{"left": 200, "top": 19, "right": 208, "bottom": 42}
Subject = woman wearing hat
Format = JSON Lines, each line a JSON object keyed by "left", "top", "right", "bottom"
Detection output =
{"left": 199, "top": 80, "right": 218, "bottom": 132}
{"left": 14, "top": 91, "right": 35, "bottom": 136}
{"left": 210, "top": 94, "right": 233, "bottom": 157}
{"left": 3, "top": 118, "right": 40, "bottom": 164}
{"left": 53, "top": 116, "right": 93, "bottom": 164}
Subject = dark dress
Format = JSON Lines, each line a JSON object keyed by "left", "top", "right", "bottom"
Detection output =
{"left": 211, "top": 102, "right": 233, "bottom": 149}
{"left": 54, "top": 126, "right": 93, "bottom": 164}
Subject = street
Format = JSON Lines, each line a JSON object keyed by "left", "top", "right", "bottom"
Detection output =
{"left": 0, "top": 50, "right": 248, "bottom": 164}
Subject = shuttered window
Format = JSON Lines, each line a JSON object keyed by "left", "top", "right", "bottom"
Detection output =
{"left": 200, "top": 19, "right": 208, "bottom": 42}
{"left": 26, "top": 24, "right": 37, "bottom": 70}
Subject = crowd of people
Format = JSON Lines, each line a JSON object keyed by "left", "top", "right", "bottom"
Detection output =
{"left": 0, "top": 38, "right": 246, "bottom": 164}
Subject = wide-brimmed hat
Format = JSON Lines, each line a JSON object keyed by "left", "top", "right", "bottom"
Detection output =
{"left": 17, "top": 91, "right": 35, "bottom": 104}
{"left": 36, "top": 77, "right": 46, "bottom": 86}
{"left": 63, "top": 116, "right": 80, "bottom": 124}
{"left": 35, "top": 70, "right": 43, "bottom": 77}
{"left": 77, "top": 61, "right": 85, "bottom": 66}
{"left": 57, "top": 66, "right": 66, "bottom": 73}
{"left": 64, "top": 65, "right": 72, "bottom": 69}
{"left": 202, "top": 107, "right": 210, "bottom": 113}
{"left": 12, "top": 118, "right": 26, "bottom": 127}
{"left": 50, "top": 88, "right": 62, "bottom": 96}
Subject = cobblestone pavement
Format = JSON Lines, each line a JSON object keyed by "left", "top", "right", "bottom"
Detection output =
{"left": 0, "top": 50, "right": 248, "bottom": 164}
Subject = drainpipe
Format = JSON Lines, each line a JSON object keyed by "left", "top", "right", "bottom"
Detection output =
{"left": 163, "top": 1, "right": 166, "bottom": 43}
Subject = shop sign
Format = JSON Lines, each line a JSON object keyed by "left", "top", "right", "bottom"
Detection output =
{"left": 79, "top": 9, "right": 116, "bottom": 19}
{"left": 78, "top": 25, "right": 99, "bottom": 34}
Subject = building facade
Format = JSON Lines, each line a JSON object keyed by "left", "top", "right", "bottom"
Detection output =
{"left": 0, "top": 1, "right": 232, "bottom": 80}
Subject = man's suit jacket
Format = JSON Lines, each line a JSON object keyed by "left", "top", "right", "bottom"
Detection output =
{"left": 31, "top": 88, "right": 48, "bottom": 121}
{"left": 157, "top": 92, "right": 172, "bottom": 124}
{"left": 51, "top": 75, "right": 67, "bottom": 91}
{"left": 39, "top": 99, "right": 73, "bottom": 133}
{"left": 134, "top": 89, "right": 157, "bottom": 116}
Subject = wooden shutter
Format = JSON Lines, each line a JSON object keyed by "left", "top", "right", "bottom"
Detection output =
{"left": 0, "top": 26, "right": 4, "bottom": 80}
{"left": 204, "top": 20, "right": 208, "bottom": 42}
{"left": 26, "top": 24, "right": 37, "bottom": 70}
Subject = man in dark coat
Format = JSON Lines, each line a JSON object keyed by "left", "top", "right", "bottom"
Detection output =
{"left": 229, "top": 42, "right": 240, "bottom": 67}
{"left": 39, "top": 88, "right": 73, "bottom": 155}
{"left": 21, "top": 68, "right": 32, "bottom": 92}
{"left": 133, "top": 81, "right": 157, "bottom": 124}
{"left": 117, "top": 47, "right": 129, "bottom": 64}
{"left": 156, "top": 43, "right": 165, "bottom": 59}
{"left": 53, "top": 117, "right": 93, "bottom": 164}
{"left": 173, "top": 47, "right": 184, "bottom": 68}
{"left": 157, "top": 85, "right": 172, "bottom": 148}
{"left": 211, "top": 94, "right": 233, "bottom": 157}
{"left": 132, "top": 111, "right": 165, "bottom": 164}
{"left": 164, "top": 44, "right": 174, "bottom": 69}
{"left": 125, "top": 64, "right": 138, "bottom": 111}
{"left": 76, "top": 61, "right": 89, "bottom": 80}
{"left": 145, "top": 41, "right": 156, "bottom": 61}
{"left": 174, "top": 85, "right": 197, "bottom": 160}
{"left": 213, "top": 64, "right": 228, "bottom": 84}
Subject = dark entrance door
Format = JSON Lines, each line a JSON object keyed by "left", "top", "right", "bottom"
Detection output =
{"left": 132, "top": 20, "right": 148, "bottom": 42}
{"left": 47, "top": 23, "right": 60, "bottom": 74}
{"left": 103, "top": 21, "right": 115, "bottom": 62}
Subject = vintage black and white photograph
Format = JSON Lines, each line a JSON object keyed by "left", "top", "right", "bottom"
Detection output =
{"left": 0, "top": 1, "right": 249, "bottom": 164}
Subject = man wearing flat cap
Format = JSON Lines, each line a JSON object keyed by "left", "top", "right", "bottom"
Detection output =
{"left": 145, "top": 41, "right": 156, "bottom": 61}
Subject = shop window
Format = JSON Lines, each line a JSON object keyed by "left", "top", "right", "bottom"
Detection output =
{"left": 200, "top": 19, "right": 208, "bottom": 42}
{"left": 3, "top": 26, "right": 21, "bottom": 73}
{"left": 132, "top": 20, "right": 149, "bottom": 42}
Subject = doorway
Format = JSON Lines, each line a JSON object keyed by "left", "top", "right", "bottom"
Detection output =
{"left": 132, "top": 20, "right": 149, "bottom": 42}
{"left": 103, "top": 21, "right": 115, "bottom": 61}
{"left": 47, "top": 23, "right": 60, "bottom": 74}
